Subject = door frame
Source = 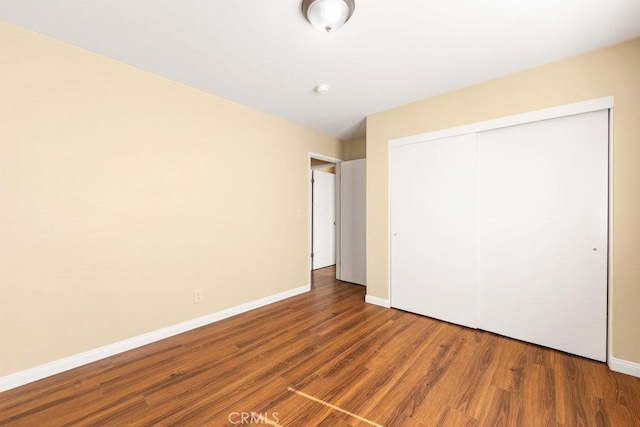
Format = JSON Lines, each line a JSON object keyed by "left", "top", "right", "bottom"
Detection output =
{"left": 309, "top": 153, "right": 342, "bottom": 284}
{"left": 388, "top": 96, "right": 614, "bottom": 362}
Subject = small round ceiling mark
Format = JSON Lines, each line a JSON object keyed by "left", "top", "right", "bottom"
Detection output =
{"left": 314, "top": 83, "right": 330, "bottom": 95}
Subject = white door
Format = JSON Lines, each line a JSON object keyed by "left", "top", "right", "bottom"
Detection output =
{"left": 390, "top": 134, "right": 478, "bottom": 328}
{"left": 477, "top": 110, "right": 608, "bottom": 361}
{"left": 312, "top": 170, "right": 336, "bottom": 269}
{"left": 339, "top": 159, "right": 366, "bottom": 285}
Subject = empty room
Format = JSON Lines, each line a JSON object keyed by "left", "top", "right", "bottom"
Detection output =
{"left": 1, "top": 1, "right": 640, "bottom": 425}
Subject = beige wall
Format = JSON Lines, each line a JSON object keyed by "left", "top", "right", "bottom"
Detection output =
{"left": 310, "top": 158, "right": 336, "bottom": 174}
{"left": 367, "top": 38, "right": 640, "bottom": 363}
{"left": 342, "top": 135, "right": 366, "bottom": 160}
{"left": 0, "top": 22, "right": 341, "bottom": 377}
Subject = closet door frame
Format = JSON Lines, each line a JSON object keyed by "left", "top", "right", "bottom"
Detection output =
{"left": 388, "top": 96, "right": 614, "bottom": 362}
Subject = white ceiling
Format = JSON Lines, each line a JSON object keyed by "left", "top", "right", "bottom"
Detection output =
{"left": 1, "top": 1, "right": 639, "bottom": 140}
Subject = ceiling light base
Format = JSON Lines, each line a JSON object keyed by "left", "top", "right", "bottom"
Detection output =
{"left": 302, "top": 0, "right": 356, "bottom": 33}
{"left": 314, "top": 83, "right": 330, "bottom": 95}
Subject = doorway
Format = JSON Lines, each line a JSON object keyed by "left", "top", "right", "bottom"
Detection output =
{"left": 309, "top": 154, "right": 341, "bottom": 286}
{"left": 308, "top": 153, "right": 367, "bottom": 288}
{"left": 311, "top": 158, "right": 337, "bottom": 271}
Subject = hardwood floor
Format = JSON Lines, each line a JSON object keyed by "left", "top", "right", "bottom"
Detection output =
{"left": 2, "top": 266, "right": 639, "bottom": 426}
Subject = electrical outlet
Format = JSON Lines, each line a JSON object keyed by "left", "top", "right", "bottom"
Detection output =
{"left": 194, "top": 288, "right": 203, "bottom": 304}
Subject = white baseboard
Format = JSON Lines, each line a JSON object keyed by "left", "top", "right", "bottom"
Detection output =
{"left": 0, "top": 284, "right": 310, "bottom": 393}
{"left": 365, "top": 295, "right": 391, "bottom": 308}
{"left": 609, "top": 357, "right": 640, "bottom": 378}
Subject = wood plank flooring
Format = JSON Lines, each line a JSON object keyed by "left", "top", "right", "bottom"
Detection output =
{"left": 1, "top": 266, "right": 639, "bottom": 426}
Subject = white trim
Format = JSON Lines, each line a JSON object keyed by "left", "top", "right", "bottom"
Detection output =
{"left": 387, "top": 145, "right": 393, "bottom": 309}
{"left": 609, "top": 357, "right": 640, "bottom": 378}
{"left": 335, "top": 162, "right": 342, "bottom": 280}
{"left": 365, "top": 295, "right": 391, "bottom": 308}
{"left": 607, "top": 108, "right": 614, "bottom": 365}
{"left": 0, "top": 284, "right": 310, "bottom": 392}
{"left": 389, "top": 96, "right": 614, "bottom": 148}
{"left": 309, "top": 152, "right": 342, "bottom": 164}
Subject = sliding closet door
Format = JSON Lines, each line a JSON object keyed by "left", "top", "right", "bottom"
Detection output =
{"left": 390, "top": 134, "right": 478, "bottom": 328}
{"left": 477, "top": 110, "right": 608, "bottom": 361}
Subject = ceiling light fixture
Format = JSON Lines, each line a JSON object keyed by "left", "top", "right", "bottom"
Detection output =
{"left": 302, "top": 0, "right": 355, "bottom": 33}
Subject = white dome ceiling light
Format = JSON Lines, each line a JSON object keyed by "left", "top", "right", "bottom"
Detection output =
{"left": 302, "top": 0, "right": 356, "bottom": 33}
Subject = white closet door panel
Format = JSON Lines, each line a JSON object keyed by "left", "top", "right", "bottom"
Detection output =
{"left": 390, "top": 134, "right": 478, "bottom": 328}
{"left": 312, "top": 171, "right": 336, "bottom": 269}
{"left": 340, "top": 159, "right": 366, "bottom": 285}
{"left": 478, "top": 110, "right": 608, "bottom": 361}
